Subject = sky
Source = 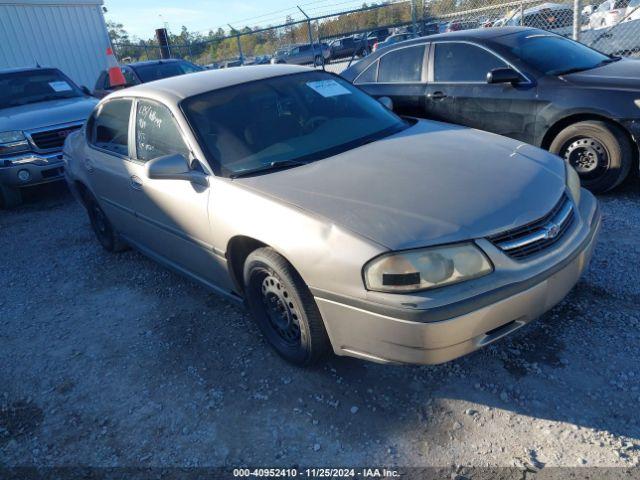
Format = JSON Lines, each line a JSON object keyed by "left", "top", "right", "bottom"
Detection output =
{"left": 103, "top": 0, "right": 371, "bottom": 39}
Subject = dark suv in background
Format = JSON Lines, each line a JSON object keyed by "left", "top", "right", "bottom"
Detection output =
{"left": 343, "top": 27, "right": 640, "bottom": 192}
{"left": 93, "top": 59, "right": 202, "bottom": 98}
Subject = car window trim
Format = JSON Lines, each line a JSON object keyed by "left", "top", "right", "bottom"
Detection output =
{"left": 87, "top": 97, "right": 135, "bottom": 160}
{"left": 354, "top": 42, "right": 429, "bottom": 85}
{"left": 130, "top": 97, "right": 195, "bottom": 165}
{"left": 428, "top": 40, "right": 534, "bottom": 85}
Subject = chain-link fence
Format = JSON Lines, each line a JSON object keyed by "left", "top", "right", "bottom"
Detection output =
{"left": 112, "top": 0, "right": 640, "bottom": 72}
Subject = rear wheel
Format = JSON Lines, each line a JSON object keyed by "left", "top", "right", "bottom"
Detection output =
{"left": 243, "top": 247, "right": 330, "bottom": 366}
{"left": 86, "top": 198, "right": 128, "bottom": 252}
{"left": 0, "top": 185, "right": 22, "bottom": 209}
{"left": 549, "top": 120, "right": 633, "bottom": 193}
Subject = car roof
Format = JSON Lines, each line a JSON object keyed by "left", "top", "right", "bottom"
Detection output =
{"left": 384, "top": 26, "right": 538, "bottom": 46}
{"left": 106, "top": 64, "right": 311, "bottom": 104}
{"left": 0, "top": 66, "right": 59, "bottom": 75}
{"left": 126, "top": 59, "right": 187, "bottom": 68}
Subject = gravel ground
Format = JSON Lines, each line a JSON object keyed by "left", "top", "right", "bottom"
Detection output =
{"left": 1, "top": 180, "right": 639, "bottom": 473}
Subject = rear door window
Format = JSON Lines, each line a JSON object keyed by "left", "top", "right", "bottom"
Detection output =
{"left": 434, "top": 42, "right": 506, "bottom": 82}
{"left": 377, "top": 45, "right": 425, "bottom": 83}
{"left": 89, "top": 98, "right": 132, "bottom": 156}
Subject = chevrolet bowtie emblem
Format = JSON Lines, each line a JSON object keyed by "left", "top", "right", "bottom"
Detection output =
{"left": 544, "top": 223, "right": 561, "bottom": 239}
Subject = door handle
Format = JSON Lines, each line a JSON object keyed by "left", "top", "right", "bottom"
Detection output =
{"left": 428, "top": 91, "right": 448, "bottom": 100}
{"left": 130, "top": 175, "right": 143, "bottom": 190}
{"left": 84, "top": 158, "right": 94, "bottom": 173}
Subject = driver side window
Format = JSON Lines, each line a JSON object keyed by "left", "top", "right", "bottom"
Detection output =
{"left": 434, "top": 43, "right": 507, "bottom": 83}
{"left": 89, "top": 98, "right": 132, "bottom": 156}
{"left": 135, "top": 99, "right": 190, "bottom": 162}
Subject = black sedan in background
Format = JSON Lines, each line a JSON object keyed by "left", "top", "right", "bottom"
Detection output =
{"left": 342, "top": 27, "right": 640, "bottom": 192}
{"left": 93, "top": 59, "right": 202, "bottom": 98}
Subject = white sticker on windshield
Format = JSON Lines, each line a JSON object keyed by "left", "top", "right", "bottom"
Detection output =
{"left": 48, "top": 81, "right": 73, "bottom": 92}
{"left": 306, "top": 79, "right": 351, "bottom": 98}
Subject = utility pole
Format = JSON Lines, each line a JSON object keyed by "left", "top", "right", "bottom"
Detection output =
{"left": 228, "top": 23, "right": 244, "bottom": 65}
{"left": 573, "top": 0, "right": 582, "bottom": 41}
{"left": 411, "top": 0, "right": 418, "bottom": 33}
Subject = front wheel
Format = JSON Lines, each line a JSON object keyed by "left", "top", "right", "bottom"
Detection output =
{"left": 243, "top": 247, "right": 330, "bottom": 366}
{"left": 549, "top": 120, "right": 633, "bottom": 193}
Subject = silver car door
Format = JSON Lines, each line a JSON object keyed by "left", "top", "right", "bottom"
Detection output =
{"left": 84, "top": 98, "right": 137, "bottom": 232}
{"left": 124, "top": 98, "right": 228, "bottom": 287}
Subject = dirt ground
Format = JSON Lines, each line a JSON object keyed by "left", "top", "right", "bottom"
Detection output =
{"left": 1, "top": 181, "right": 639, "bottom": 474}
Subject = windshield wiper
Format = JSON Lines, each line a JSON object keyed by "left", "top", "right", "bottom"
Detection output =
{"left": 229, "top": 160, "right": 309, "bottom": 179}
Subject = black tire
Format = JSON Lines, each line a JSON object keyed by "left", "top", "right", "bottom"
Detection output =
{"left": 86, "top": 198, "right": 128, "bottom": 252}
{"left": 549, "top": 120, "right": 633, "bottom": 193}
{"left": 314, "top": 55, "right": 323, "bottom": 67}
{"left": 0, "top": 185, "right": 22, "bottom": 209}
{"left": 243, "top": 247, "right": 330, "bottom": 366}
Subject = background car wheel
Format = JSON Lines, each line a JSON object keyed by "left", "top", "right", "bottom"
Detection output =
{"left": 313, "top": 55, "right": 323, "bottom": 66}
{"left": 86, "top": 199, "right": 128, "bottom": 252}
{"left": 0, "top": 185, "right": 22, "bottom": 209}
{"left": 243, "top": 247, "right": 330, "bottom": 366}
{"left": 549, "top": 120, "right": 633, "bottom": 193}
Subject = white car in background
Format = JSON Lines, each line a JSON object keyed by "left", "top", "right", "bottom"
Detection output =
{"left": 624, "top": 0, "right": 640, "bottom": 20}
{"left": 589, "top": 0, "right": 629, "bottom": 28}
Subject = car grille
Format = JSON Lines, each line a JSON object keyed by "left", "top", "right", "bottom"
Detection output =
{"left": 488, "top": 194, "right": 574, "bottom": 260}
{"left": 30, "top": 125, "right": 82, "bottom": 151}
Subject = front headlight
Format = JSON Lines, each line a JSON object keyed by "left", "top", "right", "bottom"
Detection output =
{"left": 0, "top": 130, "right": 29, "bottom": 157}
{"left": 364, "top": 243, "right": 493, "bottom": 293}
{"left": 565, "top": 162, "right": 581, "bottom": 205}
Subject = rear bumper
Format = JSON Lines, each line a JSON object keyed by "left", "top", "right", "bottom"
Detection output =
{"left": 316, "top": 195, "right": 601, "bottom": 365}
{"left": 0, "top": 152, "right": 65, "bottom": 187}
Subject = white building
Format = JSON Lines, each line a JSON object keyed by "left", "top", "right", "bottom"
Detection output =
{"left": 0, "top": 0, "right": 111, "bottom": 89}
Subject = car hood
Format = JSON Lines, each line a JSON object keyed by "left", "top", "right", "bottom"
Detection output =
{"left": 0, "top": 96, "right": 97, "bottom": 132}
{"left": 236, "top": 120, "right": 566, "bottom": 251}
{"left": 562, "top": 58, "right": 640, "bottom": 91}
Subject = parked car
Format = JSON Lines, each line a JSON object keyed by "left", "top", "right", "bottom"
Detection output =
{"left": 444, "top": 20, "right": 481, "bottom": 32}
{"left": 373, "top": 32, "right": 418, "bottom": 52}
{"left": 343, "top": 27, "right": 640, "bottom": 192}
{"left": 271, "top": 43, "right": 331, "bottom": 65}
{"left": 0, "top": 67, "right": 97, "bottom": 207}
{"left": 504, "top": 2, "right": 574, "bottom": 30}
{"left": 64, "top": 65, "right": 599, "bottom": 366}
{"left": 329, "top": 36, "right": 369, "bottom": 59}
{"left": 93, "top": 59, "right": 203, "bottom": 98}
{"left": 626, "top": 0, "right": 640, "bottom": 19}
{"left": 589, "top": 0, "right": 630, "bottom": 28}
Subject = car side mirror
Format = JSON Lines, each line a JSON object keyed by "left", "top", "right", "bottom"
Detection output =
{"left": 378, "top": 96, "right": 394, "bottom": 110}
{"left": 487, "top": 67, "right": 522, "bottom": 85}
{"left": 146, "top": 153, "right": 209, "bottom": 187}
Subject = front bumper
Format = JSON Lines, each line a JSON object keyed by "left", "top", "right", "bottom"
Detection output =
{"left": 315, "top": 192, "right": 601, "bottom": 365}
{"left": 0, "top": 151, "right": 65, "bottom": 187}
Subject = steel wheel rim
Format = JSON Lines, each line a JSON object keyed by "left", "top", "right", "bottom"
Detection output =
{"left": 260, "top": 273, "right": 301, "bottom": 345}
{"left": 563, "top": 137, "right": 609, "bottom": 179}
{"left": 92, "top": 205, "right": 109, "bottom": 239}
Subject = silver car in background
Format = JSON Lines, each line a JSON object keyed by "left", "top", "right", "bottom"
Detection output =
{"left": 63, "top": 65, "right": 600, "bottom": 366}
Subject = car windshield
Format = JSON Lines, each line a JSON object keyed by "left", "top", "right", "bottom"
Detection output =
{"left": 182, "top": 71, "right": 407, "bottom": 177}
{"left": 133, "top": 61, "right": 203, "bottom": 83}
{"left": 0, "top": 69, "right": 83, "bottom": 109}
{"left": 497, "top": 32, "right": 612, "bottom": 75}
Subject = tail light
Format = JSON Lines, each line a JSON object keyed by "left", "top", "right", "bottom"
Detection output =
{"left": 372, "top": 42, "right": 378, "bottom": 52}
